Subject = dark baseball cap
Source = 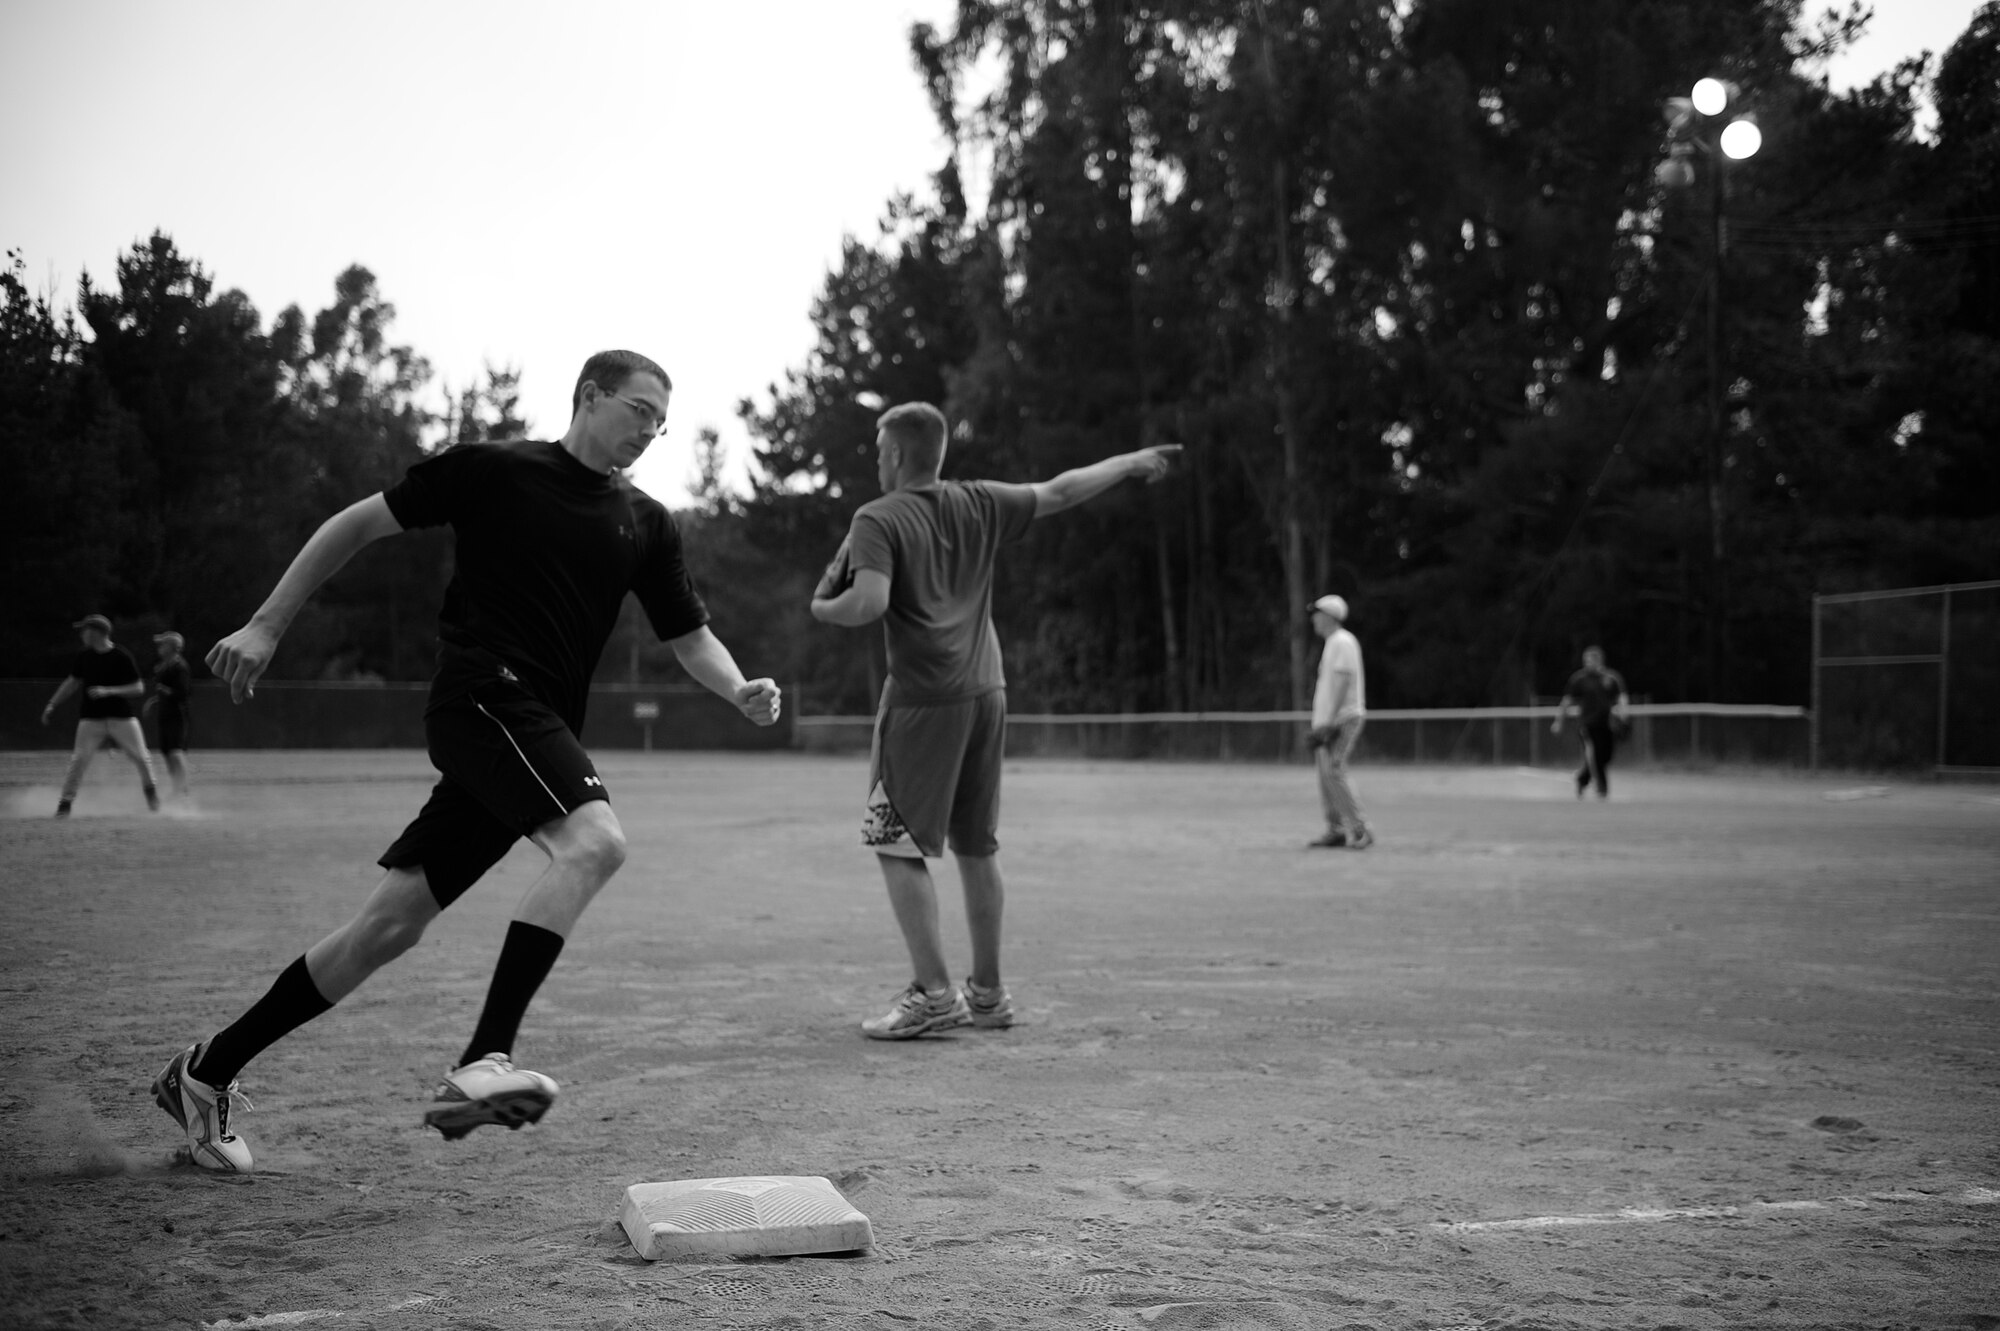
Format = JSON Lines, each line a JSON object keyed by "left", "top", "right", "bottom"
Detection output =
{"left": 72, "top": 614, "right": 112, "bottom": 633}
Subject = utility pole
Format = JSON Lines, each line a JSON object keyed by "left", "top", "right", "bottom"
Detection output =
{"left": 1660, "top": 77, "right": 1761, "bottom": 702}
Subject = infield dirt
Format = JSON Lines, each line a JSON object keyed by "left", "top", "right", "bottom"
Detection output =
{"left": 2, "top": 751, "right": 1996, "bottom": 1330}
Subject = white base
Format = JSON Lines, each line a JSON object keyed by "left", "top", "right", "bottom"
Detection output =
{"left": 620, "top": 1175, "right": 874, "bottom": 1260}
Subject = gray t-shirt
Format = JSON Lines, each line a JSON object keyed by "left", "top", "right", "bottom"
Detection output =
{"left": 846, "top": 480, "right": 1037, "bottom": 705}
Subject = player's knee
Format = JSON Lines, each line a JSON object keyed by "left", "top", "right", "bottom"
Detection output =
{"left": 587, "top": 822, "right": 629, "bottom": 876}
{"left": 351, "top": 871, "right": 438, "bottom": 962}
{"left": 553, "top": 807, "right": 626, "bottom": 878}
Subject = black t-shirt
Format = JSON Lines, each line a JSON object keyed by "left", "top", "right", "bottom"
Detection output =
{"left": 153, "top": 659, "right": 192, "bottom": 721}
{"left": 382, "top": 439, "right": 709, "bottom": 729}
{"left": 71, "top": 645, "right": 142, "bottom": 719}
{"left": 1565, "top": 666, "right": 1627, "bottom": 726}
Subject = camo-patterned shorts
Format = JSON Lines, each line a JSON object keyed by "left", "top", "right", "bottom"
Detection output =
{"left": 861, "top": 690, "right": 1006, "bottom": 859}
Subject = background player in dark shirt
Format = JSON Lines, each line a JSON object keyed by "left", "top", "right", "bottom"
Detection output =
{"left": 40, "top": 613, "right": 160, "bottom": 816}
{"left": 144, "top": 630, "right": 194, "bottom": 800}
{"left": 1552, "top": 646, "right": 1629, "bottom": 799}
{"left": 153, "top": 349, "right": 781, "bottom": 1173}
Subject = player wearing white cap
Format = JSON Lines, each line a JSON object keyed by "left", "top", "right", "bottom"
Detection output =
{"left": 40, "top": 614, "right": 161, "bottom": 817}
{"left": 1307, "top": 595, "right": 1372, "bottom": 850}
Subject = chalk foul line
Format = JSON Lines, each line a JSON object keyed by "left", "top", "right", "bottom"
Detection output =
{"left": 204, "top": 1296, "right": 444, "bottom": 1329}
{"left": 1435, "top": 1186, "right": 1999, "bottom": 1234}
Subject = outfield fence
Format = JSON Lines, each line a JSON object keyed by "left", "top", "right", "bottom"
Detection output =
{"left": 797, "top": 703, "right": 1810, "bottom": 766}
{"left": 1811, "top": 579, "right": 2000, "bottom": 775}
{"left": 0, "top": 680, "right": 792, "bottom": 753}
{"left": 0, "top": 680, "right": 1871, "bottom": 770}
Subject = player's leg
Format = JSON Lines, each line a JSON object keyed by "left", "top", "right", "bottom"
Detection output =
{"left": 1590, "top": 724, "right": 1614, "bottom": 797}
{"left": 160, "top": 710, "right": 191, "bottom": 797}
{"left": 859, "top": 700, "right": 974, "bottom": 1039}
{"left": 410, "top": 687, "right": 620, "bottom": 1136}
{"left": 878, "top": 852, "right": 951, "bottom": 994}
{"left": 181, "top": 865, "right": 443, "bottom": 1094}
{"left": 946, "top": 691, "right": 1013, "bottom": 1025}
{"left": 447, "top": 798, "right": 624, "bottom": 1072}
{"left": 1309, "top": 743, "right": 1347, "bottom": 846}
{"left": 159, "top": 779, "right": 517, "bottom": 1172}
{"left": 104, "top": 717, "right": 160, "bottom": 809}
{"left": 56, "top": 719, "right": 106, "bottom": 815}
{"left": 159, "top": 867, "right": 442, "bottom": 1174}
{"left": 1325, "top": 718, "right": 1373, "bottom": 848}
{"left": 1575, "top": 730, "right": 1595, "bottom": 797}
{"left": 952, "top": 854, "right": 1015, "bottom": 1027}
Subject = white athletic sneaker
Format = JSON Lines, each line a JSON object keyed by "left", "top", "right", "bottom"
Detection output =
{"left": 423, "top": 1053, "right": 558, "bottom": 1140}
{"left": 152, "top": 1043, "right": 254, "bottom": 1173}
{"left": 860, "top": 982, "right": 970, "bottom": 1040}
{"left": 961, "top": 977, "right": 1016, "bottom": 1029}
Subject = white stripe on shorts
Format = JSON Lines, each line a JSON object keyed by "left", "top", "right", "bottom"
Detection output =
{"left": 475, "top": 702, "right": 569, "bottom": 821}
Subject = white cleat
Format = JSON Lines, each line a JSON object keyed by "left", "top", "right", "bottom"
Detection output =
{"left": 423, "top": 1053, "right": 558, "bottom": 1141}
{"left": 153, "top": 1043, "right": 254, "bottom": 1173}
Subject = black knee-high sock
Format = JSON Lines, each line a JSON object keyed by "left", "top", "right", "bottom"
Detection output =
{"left": 459, "top": 922, "right": 565, "bottom": 1068}
{"left": 191, "top": 957, "right": 333, "bottom": 1087}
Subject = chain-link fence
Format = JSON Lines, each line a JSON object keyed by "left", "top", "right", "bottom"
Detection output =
{"left": 1812, "top": 579, "right": 2000, "bottom": 774}
{"left": 797, "top": 704, "right": 1808, "bottom": 765}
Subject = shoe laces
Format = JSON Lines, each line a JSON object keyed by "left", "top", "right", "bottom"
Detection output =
{"left": 213, "top": 1082, "right": 256, "bottom": 1137}
{"left": 896, "top": 982, "right": 944, "bottom": 1013}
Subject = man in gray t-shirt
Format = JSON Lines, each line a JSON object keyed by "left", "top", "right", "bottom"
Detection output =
{"left": 812, "top": 401, "right": 1178, "bottom": 1039}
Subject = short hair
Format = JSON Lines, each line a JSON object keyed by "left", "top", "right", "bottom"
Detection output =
{"left": 572, "top": 350, "right": 672, "bottom": 415}
{"left": 878, "top": 402, "right": 948, "bottom": 475}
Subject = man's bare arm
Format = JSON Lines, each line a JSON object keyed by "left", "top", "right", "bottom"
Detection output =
{"left": 811, "top": 569, "right": 892, "bottom": 627}
{"left": 666, "top": 625, "right": 782, "bottom": 725}
{"left": 207, "top": 494, "right": 404, "bottom": 702}
{"left": 1029, "top": 445, "right": 1181, "bottom": 519}
{"left": 40, "top": 677, "right": 81, "bottom": 724}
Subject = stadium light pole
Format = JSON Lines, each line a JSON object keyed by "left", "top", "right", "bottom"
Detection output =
{"left": 1659, "top": 78, "right": 1761, "bottom": 701}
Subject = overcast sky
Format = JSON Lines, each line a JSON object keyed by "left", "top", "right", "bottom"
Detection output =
{"left": 2, "top": 0, "right": 1986, "bottom": 507}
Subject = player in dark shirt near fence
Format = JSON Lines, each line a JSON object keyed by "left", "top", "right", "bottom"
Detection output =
{"left": 1552, "top": 646, "right": 1629, "bottom": 799}
{"left": 145, "top": 630, "right": 195, "bottom": 801}
{"left": 152, "top": 349, "right": 781, "bottom": 1173}
{"left": 40, "top": 614, "right": 160, "bottom": 816}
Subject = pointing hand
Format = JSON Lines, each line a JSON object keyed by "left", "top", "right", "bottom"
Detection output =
{"left": 1134, "top": 444, "right": 1183, "bottom": 483}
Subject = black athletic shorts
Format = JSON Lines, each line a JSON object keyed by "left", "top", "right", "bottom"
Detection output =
{"left": 157, "top": 710, "right": 188, "bottom": 752}
{"left": 378, "top": 673, "right": 608, "bottom": 908}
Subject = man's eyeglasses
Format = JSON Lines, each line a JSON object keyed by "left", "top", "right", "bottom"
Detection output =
{"left": 605, "top": 391, "right": 668, "bottom": 436}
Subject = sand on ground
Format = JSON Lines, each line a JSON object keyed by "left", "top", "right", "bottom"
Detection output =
{"left": 2, "top": 751, "right": 1996, "bottom": 1331}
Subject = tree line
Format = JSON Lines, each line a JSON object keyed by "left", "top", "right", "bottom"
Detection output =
{"left": 5, "top": 0, "right": 1997, "bottom": 717}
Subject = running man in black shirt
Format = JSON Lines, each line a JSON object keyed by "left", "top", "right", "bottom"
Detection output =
{"left": 1552, "top": 646, "right": 1628, "bottom": 799}
{"left": 40, "top": 614, "right": 160, "bottom": 816}
{"left": 153, "top": 349, "right": 781, "bottom": 1172}
{"left": 144, "top": 630, "right": 194, "bottom": 800}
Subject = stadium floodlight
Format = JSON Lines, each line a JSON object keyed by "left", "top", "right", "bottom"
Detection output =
{"left": 1691, "top": 77, "right": 1730, "bottom": 116}
{"left": 1720, "top": 118, "right": 1762, "bottom": 160}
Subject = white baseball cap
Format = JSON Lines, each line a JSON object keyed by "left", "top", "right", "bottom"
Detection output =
{"left": 1309, "top": 594, "right": 1348, "bottom": 621}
